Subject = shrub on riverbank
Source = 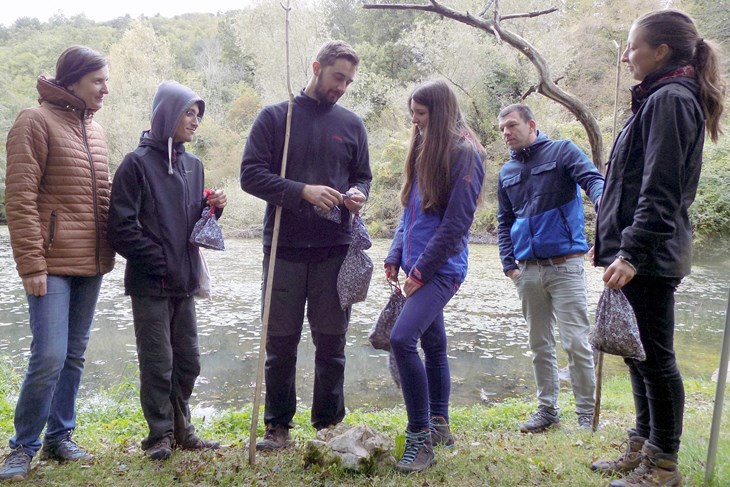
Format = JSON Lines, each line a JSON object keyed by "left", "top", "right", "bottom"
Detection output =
{"left": 0, "top": 357, "right": 727, "bottom": 486}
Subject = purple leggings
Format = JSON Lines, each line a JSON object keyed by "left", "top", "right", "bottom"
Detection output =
{"left": 390, "top": 274, "right": 458, "bottom": 431}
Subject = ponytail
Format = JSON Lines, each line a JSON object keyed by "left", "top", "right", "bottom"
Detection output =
{"left": 693, "top": 38, "right": 726, "bottom": 142}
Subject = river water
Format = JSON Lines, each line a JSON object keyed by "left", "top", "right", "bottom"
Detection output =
{"left": 1, "top": 226, "right": 728, "bottom": 414}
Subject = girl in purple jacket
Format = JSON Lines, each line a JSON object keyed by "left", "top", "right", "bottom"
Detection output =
{"left": 384, "top": 80, "right": 485, "bottom": 473}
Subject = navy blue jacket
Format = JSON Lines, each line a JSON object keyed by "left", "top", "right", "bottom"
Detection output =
{"left": 385, "top": 139, "right": 484, "bottom": 285}
{"left": 240, "top": 91, "right": 371, "bottom": 251}
{"left": 497, "top": 132, "right": 604, "bottom": 274}
{"left": 108, "top": 81, "right": 219, "bottom": 296}
{"left": 594, "top": 70, "right": 704, "bottom": 278}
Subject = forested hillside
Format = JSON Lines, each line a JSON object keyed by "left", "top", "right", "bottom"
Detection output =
{"left": 1, "top": 0, "right": 728, "bottom": 255}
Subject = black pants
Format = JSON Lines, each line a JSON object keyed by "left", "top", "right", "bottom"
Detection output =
{"left": 622, "top": 275, "right": 684, "bottom": 454}
{"left": 261, "top": 254, "right": 349, "bottom": 429}
{"left": 131, "top": 295, "right": 200, "bottom": 449}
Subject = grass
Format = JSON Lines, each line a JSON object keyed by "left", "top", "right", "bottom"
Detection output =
{"left": 0, "top": 357, "right": 728, "bottom": 486}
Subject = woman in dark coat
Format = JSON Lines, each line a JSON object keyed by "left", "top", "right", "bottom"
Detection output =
{"left": 591, "top": 9, "right": 726, "bottom": 487}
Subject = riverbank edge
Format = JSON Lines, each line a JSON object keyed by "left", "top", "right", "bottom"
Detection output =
{"left": 0, "top": 363, "right": 727, "bottom": 486}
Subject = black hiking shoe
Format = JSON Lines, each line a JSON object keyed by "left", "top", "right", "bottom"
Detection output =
{"left": 145, "top": 437, "right": 172, "bottom": 461}
{"left": 520, "top": 408, "right": 559, "bottom": 433}
{"left": 178, "top": 435, "right": 220, "bottom": 451}
{"left": 39, "top": 436, "right": 92, "bottom": 462}
{"left": 255, "top": 424, "right": 293, "bottom": 452}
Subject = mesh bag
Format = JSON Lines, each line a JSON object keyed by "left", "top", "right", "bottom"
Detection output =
{"left": 190, "top": 206, "right": 225, "bottom": 251}
{"left": 590, "top": 287, "right": 646, "bottom": 361}
{"left": 336, "top": 215, "right": 373, "bottom": 309}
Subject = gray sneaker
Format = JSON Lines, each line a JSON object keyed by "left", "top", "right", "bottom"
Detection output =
{"left": 429, "top": 416, "right": 454, "bottom": 447}
{"left": 520, "top": 408, "right": 559, "bottom": 433}
{"left": 395, "top": 429, "right": 434, "bottom": 474}
{"left": 578, "top": 413, "right": 594, "bottom": 430}
{"left": 39, "top": 437, "right": 92, "bottom": 462}
{"left": 0, "top": 448, "right": 31, "bottom": 482}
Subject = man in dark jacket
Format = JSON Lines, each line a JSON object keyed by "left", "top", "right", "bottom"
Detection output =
{"left": 107, "top": 81, "right": 226, "bottom": 461}
{"left": 497, "top": 104, "right": 604, "bottom": 433}
{"left": 241, "top": 40, "right": 371, "bottom": 450}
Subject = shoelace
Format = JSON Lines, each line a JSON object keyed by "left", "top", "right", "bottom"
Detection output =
{"left": 400, "top": 430, "right": 429, "bottom": 465}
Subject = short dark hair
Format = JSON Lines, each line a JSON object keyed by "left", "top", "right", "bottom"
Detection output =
{"left": 54, "top": 46, "right": 107, "bottom": 88}
{"left": 498, "top": 104, "right": 535, "bottom": 123}
{"left": 315, "top": 40, "right": 359, "bottom": 68}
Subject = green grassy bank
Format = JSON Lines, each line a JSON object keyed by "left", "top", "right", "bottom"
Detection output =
{"left": 0, "top": 358, "right": 728, "bottom": 486}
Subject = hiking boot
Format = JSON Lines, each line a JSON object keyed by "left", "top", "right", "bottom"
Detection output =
{"left": 520, "top": 408, "right": 559, "bottom": 433}
{"left": 395, "top": 429, "right": 434, "bottom": 474}
{"left": 145, "top": 437, "right": 172, "bottom": 461}
{"left": 578, "top": 412, "right": 594, "bottom": 430}
{"left": 591, "top": 429, "right": 646, "bottom": 475}
{"left": 609, "top": 442, "right": 682, "bottom": 486}
{"left": 39, "top": 437, "right": 92, "bottom": 462}
{"left": 0, "top": 448, "right": 31, "bottom": 482}
{"left": 429, "top": 416, "right": 454, "bottom": 447}
{"left": 177, "top": 435, "right": 220, "bottom": 451}
{"left": 255, "top": 424, "right": 293, "bottom": 452}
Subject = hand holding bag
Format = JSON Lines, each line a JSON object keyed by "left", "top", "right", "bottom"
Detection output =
{"left": 590, "top": 287, "right": 646, "bottom": 361}
{"left": 336, "top": 214, "right": 373, "bottom": 309}
{"left": 190, "top": 205, "right": 225, "bottom": 251}
{"left": 368, "top": 280, "right": 406, "bottom": 351}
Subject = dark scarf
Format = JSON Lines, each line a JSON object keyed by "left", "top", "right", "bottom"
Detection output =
{"left": 631, "top": 65, "right": 696, "bottom": 113}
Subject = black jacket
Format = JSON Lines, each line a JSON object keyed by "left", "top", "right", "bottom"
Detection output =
{"left": 240, "top": 90, "right": 371, "bottom": 251}
{"left": 108, "top": 81, "right": 220, "bottom": 296}
{"left": 594, "top": 68, "right": 705, "bottom": 278}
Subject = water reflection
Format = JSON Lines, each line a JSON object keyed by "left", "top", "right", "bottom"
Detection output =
{"left": 0, "top": 226, "right": 727, "bottom": 414}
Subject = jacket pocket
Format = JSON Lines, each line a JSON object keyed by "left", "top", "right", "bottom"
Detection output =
{"left": 531, "top": 161, "right": 557, "bottom": 176}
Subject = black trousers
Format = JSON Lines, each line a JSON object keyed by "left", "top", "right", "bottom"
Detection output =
{"left": 622, "top": 275, "right": 684, "bottom": 454}
{"left": 131, "top": 295, "right": 200, "bottom": 449}
{"left": 261, "top": 254, "right": 349, "bottom": 429}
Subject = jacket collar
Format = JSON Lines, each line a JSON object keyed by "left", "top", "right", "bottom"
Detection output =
{"left": 295, "top": 89, "right": 336, "bottom": 113}
{"left": 631, "top": 65, "right": 697, "bottom": 113}
{"left": 36, "top": 76, "right": 93, "bottom": 119}
{"left": 510, "top": 131, "right": 550, "bottom": 162}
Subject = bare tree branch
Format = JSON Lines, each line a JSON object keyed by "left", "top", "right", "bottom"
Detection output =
{"left": 477, "top": 0, "right": 495, "bottom": 18}
{"left": 362, "top": 1, "right": 605, "bottom": 169}
{"left": 500, "top": 7, "right": 558, "bottom": 21}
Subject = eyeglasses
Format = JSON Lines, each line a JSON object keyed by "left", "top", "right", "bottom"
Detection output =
{"left": 184, "top": 109, "right": 202, "bottom": 124}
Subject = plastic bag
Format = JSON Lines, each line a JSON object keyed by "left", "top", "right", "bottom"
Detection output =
{"left": 194, "top": 248, "right": 212, "bottom": 299}
{"left": 336, "top": 215, "right": 373, "bottom": 309}
{"left": 590, "top": 287, "right": 646, "bottom": 361}
{"left": 190, "top": 206, "right": 225, "bottom": 251}
{"left": 368, "top": 282, "right": 406, "bottom": 351}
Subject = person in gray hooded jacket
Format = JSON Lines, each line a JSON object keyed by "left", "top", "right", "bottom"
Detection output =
{"left": 107, "top": 81, "right": 226, "bottom": 461}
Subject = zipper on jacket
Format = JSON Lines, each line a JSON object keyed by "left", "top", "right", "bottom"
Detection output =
{"left": 80, "top": 115, "right": 102, "bottom": 274}
{"left": 48, "top": 210, "right": 57, "bottom": 250}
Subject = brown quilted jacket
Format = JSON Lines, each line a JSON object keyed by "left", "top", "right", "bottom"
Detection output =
{"left": 5, "top": 76, "right": 115, "bottom": 278}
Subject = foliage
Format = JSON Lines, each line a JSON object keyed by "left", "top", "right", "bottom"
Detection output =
{"left": 0, "top": 1, "right": 729, "bottom": 254}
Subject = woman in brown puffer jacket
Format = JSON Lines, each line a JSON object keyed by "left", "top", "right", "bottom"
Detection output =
{"left": 1, "top": 46, "right": 115, "bottom": 482}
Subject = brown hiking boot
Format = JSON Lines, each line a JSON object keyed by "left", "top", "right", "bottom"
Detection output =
{"left": 591, "top": 429, "right": 647, "bottom": 475}
{"left": 609, "top": 442, "right": 683, "bottom": 487}
{"left": 255, "top": 424, "right": 293, "bottom": 452}
{"left": 395, "top": 429, "right": 434, "bottom": 474}
{"left": 429, "top": 416, "right": 454, "bottom": 447}
{"left": 178, "top": 435, "right": 220, "bottom": 451}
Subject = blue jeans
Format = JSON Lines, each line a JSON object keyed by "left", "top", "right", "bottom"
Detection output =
{"left": 390, "top": 274, "right": 458, "bottom": 431}
{"left": 10, "top": 275, "right": 103, "bottom": 457}
{"left": 513, "top": 257, "right": 595, "bottom": 415}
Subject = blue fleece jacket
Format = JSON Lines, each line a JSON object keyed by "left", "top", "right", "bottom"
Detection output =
{"left": 497, "top": 132, "right": 603, "bottom": 274}
{"left": 385, "top": 139, "right": 485, "bottom": 285}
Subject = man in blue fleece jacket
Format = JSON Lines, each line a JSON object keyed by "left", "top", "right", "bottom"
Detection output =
{"left": 497, "top": 104, "right": 603, "bottom": 433}
{"left": 241, "top": 40, "right": 371, "bottom": 450}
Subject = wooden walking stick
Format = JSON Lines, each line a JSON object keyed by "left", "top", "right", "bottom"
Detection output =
{"left": 248, "top": 0, "right": 295, "bottom": 466}
{"left": 592, "top": 40, "right": 622, "bottom": 433}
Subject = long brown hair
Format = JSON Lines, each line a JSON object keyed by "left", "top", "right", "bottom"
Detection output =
{"left": 54, "top": 45, "right": 107, "bottom": 88}
{"left": 634, "top": 9, "right": 726, "bottom": 142}
{"left": 400, "top": 80, "right": 485, "bottom": 211}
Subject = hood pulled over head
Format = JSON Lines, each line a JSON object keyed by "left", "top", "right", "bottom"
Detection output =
{"left": 145, "top": 81, "right": 205, "bottom": 175}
